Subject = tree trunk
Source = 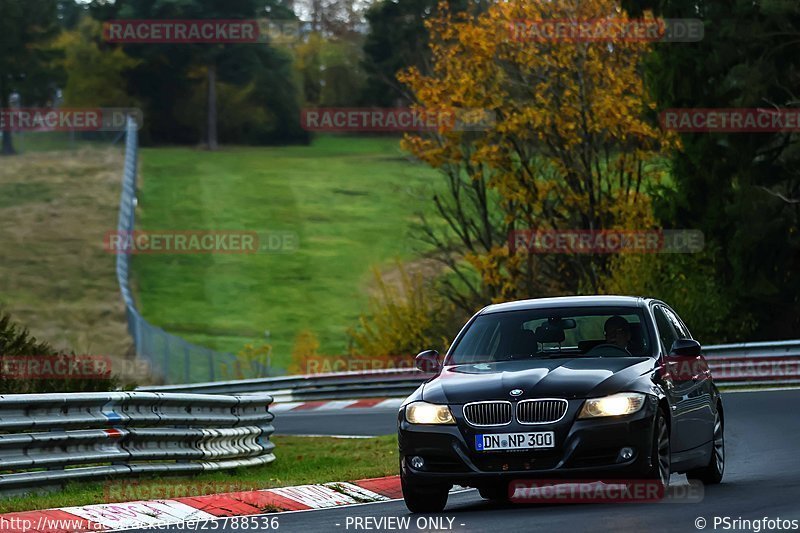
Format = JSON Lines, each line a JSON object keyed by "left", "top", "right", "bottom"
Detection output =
{"left": 1, "top": 129, "right": 15, "bottom": 156}
{"left": 206, "top": 64, "right": 218, "bottom": 151}
{"left": 0, "top": 80, "right": 16, "bottom": 156}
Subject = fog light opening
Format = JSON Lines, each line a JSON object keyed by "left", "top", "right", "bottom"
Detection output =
{"left": 410, "top": 456, "right": 425, "bottom": 469}
{"left": 619, "top": 447, "right": 635, "bottom": 461}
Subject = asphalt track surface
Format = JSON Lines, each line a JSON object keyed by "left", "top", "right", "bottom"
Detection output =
{"left": 273, "top": 407, "right": 398, "bottom": 436}
{"left": 129, "top": 390, "right": 800, "bottom": 533}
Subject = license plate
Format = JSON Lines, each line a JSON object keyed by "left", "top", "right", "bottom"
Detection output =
{"left": 475, "top": 431, "right": 555, "bottom": 451}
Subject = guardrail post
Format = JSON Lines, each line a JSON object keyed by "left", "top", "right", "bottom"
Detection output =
{"left": 163, "top": 334, "right": 170, "bottom": 382}
{"left": 208, "top": 349, "right": 215, "bottom": 383}
{"left": 184, "top": 346, "right": 191, "bottom": 383}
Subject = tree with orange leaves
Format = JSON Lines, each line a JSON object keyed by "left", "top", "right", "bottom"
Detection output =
{"left": 399, "top": 0, "right": 676, "bottom": 306}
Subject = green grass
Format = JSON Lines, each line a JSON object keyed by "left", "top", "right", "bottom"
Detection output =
{"left": 134, "top": 135, "right": 440, "bottom": 372}
{"left": 10, "top": 131, "right": 116, "bottom": 153}
{"left": 0, "top": 183, "right": 54, "bottom": 208}
{"left": 0, "top": 435, "right": 398, "bottom": 514}
{"left": 0, "top": 146, "right": 142, "bottom": 381}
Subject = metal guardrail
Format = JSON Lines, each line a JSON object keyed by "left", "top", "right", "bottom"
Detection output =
{"left": 704, "top": 339, "right": 800, "bottom": 356}
{"left": 703, "top": 340, "right": 800, "bottom": 387}
{"left": 139, "top": 340, "right": 800, "bottom": 398}
{"left": 139, "top": 368, "right": 424, "bottom": 401}
{"left": 0, "top": 392, "right": 274, "bottom": 496}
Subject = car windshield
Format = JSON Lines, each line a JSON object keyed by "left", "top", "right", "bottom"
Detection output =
{"left": 447, "top": 306, "right": 653, "bottom": 365}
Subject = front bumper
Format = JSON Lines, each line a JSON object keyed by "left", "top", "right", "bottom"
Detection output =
{"left": 398, "top": 396, "right": 658, "bottom": 488}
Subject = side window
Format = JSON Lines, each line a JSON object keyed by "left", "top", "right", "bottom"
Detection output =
{"left": 663, "top": 307, "right": 691, "bottom": 340}
{"left": 652, "top": 306, "right": 678, "bottom": 354}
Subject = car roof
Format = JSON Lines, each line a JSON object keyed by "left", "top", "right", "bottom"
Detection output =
{"left": 480, "top": 295, "right": 648, "bottom": 315}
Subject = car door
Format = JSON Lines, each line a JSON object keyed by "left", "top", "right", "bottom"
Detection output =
{"left": 651, "top": 304, "right": 694, "bottom": 452}
{"left": 662, "top": 305, "right": 716, "bottom": 448}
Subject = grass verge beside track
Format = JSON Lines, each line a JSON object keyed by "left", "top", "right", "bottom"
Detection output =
{"left": 0, "top": 135, "right": 442, "bottom": 381}
{"left": 134, "top": 135, "right": 440, "bottom": 373}
{"left": 0, "top": 145, "right": 144, "bottom": 380}
{"left": 0, "top": 435, "right": 397, "bottom": 514}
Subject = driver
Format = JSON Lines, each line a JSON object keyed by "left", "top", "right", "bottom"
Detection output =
{"left": 604, "top": 315, "right": 631, "bottom": 350}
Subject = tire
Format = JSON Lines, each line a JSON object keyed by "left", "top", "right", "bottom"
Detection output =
{"left": 687, "top": 409, "right": 724, "bottom": 485}
{"left": 478, "top": 483, "right": 509, "bottom": 502}
{"left": 645, "top": 409, "right": 671, "bottom": 490}
{"left": 401, "top": 473, "right": 449, "bottom": 513}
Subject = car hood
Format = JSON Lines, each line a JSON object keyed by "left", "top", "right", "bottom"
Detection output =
{"left": 422, "top": 357, "right": 655, "bottom": 404}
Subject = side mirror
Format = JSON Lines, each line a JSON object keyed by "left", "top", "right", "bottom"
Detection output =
{"left": 415, "top": 350, "right": 441, "bottom": 373}
{"left": 669, "top": 339, "right": 701, "bottom": 357}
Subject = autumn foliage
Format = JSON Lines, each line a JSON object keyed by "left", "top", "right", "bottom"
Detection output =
{"left": 347, "top": 264, "right": 453, "bottom": 359}
{"left": 399, "top": 0, "right": 677, "bottom": 301}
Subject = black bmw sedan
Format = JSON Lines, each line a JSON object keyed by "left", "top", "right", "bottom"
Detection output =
{"left": 398, "top": 296, "right": 724, "bottom": 512}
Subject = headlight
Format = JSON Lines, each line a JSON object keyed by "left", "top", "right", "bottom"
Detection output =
{"left": 578, "top": 392, "right": 646, "bottom": 419}
{"left": 405, "top": 402, "right": 455, "bottom": 425}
